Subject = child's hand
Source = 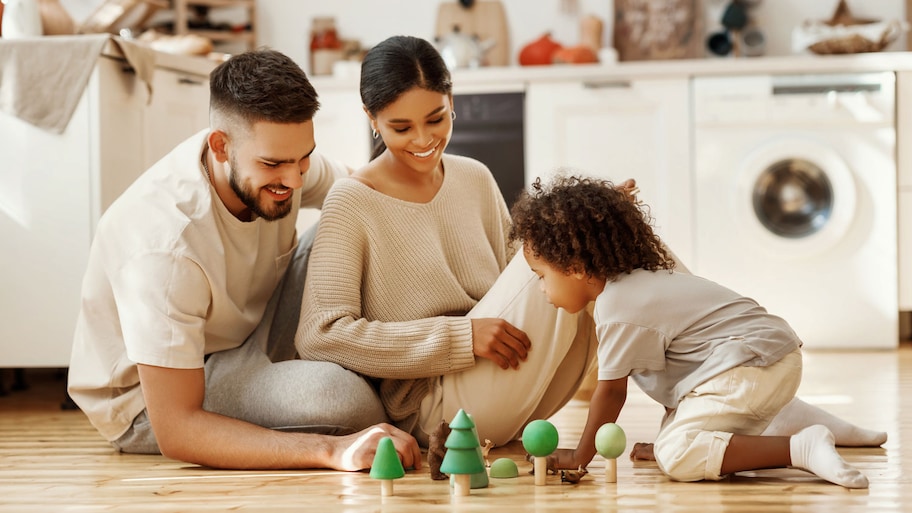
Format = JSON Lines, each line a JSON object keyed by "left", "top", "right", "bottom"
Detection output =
{"left": 549, "top": 448, "right": 582, "bottom": 470}
{"left": 526, "top": 448, "right": 581, "bottom": 473}
{"left": 629, "top": 442, "right": 656, "bottom": 461}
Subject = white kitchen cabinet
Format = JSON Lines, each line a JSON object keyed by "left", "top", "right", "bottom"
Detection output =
{"left": 901, "top": 191, "right": 912, "bottom": 311}
{"left": 293, "top": 87, "right": 371, "bottom": 232}
{"left": 525, "top": 77, "right": 694, "bottom": 267}
{"left": 0, "top": 54, "right": 211, "bottom": 368}
{"left": 313, "top": 87, "right": 371, "bottom": 171}
{"left": 143, "top": 67, "right": 211, "bottom": 168}
{"left": 897, "top": 71, "right": 912, "bottom": 311}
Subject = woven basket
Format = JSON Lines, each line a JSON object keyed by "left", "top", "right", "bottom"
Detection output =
{"left": 807, "top": 24, "right": 902, "bottom": 54}
{"left": 793, "top": 0, "right": 906, "bottom": 55}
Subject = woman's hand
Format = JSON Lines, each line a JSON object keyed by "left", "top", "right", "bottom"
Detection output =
{"left": 470, "top": 318, "right": 531, "bottom": 369}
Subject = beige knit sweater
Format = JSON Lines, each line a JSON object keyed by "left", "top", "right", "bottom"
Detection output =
{"left": 295, "top": 154, "right": 515, "bottom": 431}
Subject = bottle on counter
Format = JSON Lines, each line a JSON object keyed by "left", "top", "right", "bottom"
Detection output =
{"left": 1, "top": 0, "right": 42, "bottom": 39}
{"left": 310, "top": 16, "right": 343, "bottom": 76}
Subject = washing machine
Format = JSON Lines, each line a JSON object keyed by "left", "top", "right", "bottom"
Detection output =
{"left": 693, "top": 73, "right": 898, "bottom": 349}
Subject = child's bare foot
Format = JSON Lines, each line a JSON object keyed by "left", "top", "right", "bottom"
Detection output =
{"left": 629, "top": 442, "right": 655, "bottom": 461}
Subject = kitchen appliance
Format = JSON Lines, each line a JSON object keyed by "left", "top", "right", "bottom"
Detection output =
{"left": 435, "top": 0, "right": 509, "bottom": 66}
{"left": 434, "top": 26, "right": 495, "bottom": 69}
{"left": 446, "top": 92, "right": 525, "bottom": 206}
{"left": 693, "top": 72, "right": 898, "bottom": 348}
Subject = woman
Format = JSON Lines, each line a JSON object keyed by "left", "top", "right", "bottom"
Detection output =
{"left": 294, "top": 35, "right": 597, "bottom": 447}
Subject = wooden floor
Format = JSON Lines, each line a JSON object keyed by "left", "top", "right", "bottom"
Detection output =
{"left": 1, "top": 345, "right": 911, "bottom": 512}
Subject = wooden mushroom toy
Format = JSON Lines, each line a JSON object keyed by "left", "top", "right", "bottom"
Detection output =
{"left": 594, "top": 423, "right": 627, "bottom": 483}
{"left": 522, "top": 419, "right": 559, "bottom": 486}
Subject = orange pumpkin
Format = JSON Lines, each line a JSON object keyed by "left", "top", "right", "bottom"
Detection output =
{"left": 519, "top": 33, "right": 563, "bottom": 66}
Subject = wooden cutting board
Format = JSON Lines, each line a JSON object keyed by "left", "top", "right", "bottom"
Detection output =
{"left": 435, "top": 0, "right": 510, "bottom": 67}
{"left": 613, "top": 0, "right": 703, "bottom": 61}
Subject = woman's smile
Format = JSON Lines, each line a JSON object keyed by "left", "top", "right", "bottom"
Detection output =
{"left": 410, "top": 143, "right": 439, "bottom": 159}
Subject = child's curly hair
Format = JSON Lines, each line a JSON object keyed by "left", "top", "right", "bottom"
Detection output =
{"left": 510, "top": 175, "right": 676, "bottom": 281}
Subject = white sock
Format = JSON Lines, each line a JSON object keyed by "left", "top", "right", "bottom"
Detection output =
{"left": 763, "top": 398, "right": 887, "bottom": 447}
{"left": 789, "top": 425, "right": 869, "bottom": 489}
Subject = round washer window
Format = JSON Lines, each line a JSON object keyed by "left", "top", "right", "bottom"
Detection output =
{"left": 752, "top": 158, "right": 834, "bottom": 238}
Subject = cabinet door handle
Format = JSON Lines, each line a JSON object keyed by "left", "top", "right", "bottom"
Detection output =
{"left": 582, "top": 80, "right": 632, "bottom": 89}
{"left": 178, "top": 77, "right": 205, "bottom": 85}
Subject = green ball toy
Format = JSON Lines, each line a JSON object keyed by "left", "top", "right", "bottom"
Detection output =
{"left": 594, "top": 423, "right": 627, "bottom": 459}
{"left": 522, "top": 419, "right": 559, "bottom": 457}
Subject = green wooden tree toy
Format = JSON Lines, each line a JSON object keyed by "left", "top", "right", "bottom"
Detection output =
{"left": 449, "top": 413, "right": 489, "bottom": 490}
{"left": 370, "top": 436, "right": 405, "bottom": 496}
{"left": 595, "top": 423, "right": 626, "bottom": 483}
{"left": 439, "top": 409, "right": 486, "bottom": 496}
{"left": 522, "top": 419, "right": 559, "bottom": 486}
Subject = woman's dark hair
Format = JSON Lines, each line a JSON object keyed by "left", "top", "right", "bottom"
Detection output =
{"left": 360, "top": 35, "right": 453, "bottom": 160}
{"left": 210, "top": 48, "right": 319, "bottom": 128}
{"left": 510, "top": 175, "right": 676, "bottom": 281}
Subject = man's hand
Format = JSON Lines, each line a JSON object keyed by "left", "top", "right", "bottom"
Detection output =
{"left": 331, "top": 423, "right": 422, "bottom": 471}
{"left": 470, "top": 318, "right": 531, "bottom": 369}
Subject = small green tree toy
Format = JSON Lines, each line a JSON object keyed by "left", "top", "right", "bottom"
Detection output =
{"left": 439, "top": 409, "right": 486, "bottom": 496}
{"left": 522, "top": 419, "right": 559, "bottom": 486}
{"left": 370, "top": 437, "right": 405, "bottom": 496}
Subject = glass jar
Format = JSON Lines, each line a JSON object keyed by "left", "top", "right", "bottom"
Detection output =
{"left": 310, "top": 17, "right": 342, "bottom": 76}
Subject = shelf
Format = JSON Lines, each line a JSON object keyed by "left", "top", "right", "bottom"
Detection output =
{"left": 186, "top": 29, "right": 254, "bottom": 43}
{"left": 181, "top": 0, "right": 254, "bottom": 7}
{"left": 172, "top": 0, "right": 256, "bottom": 50}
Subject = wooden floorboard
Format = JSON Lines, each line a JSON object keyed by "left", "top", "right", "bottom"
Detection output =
{"left": 1, "top": 346, "right": 910, "bottom": 512}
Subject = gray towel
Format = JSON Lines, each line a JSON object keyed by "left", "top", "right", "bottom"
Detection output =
{"left": 0, "top": 34, "right": 155, "bottom": 133}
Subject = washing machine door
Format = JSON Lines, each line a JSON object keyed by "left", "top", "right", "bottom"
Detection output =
{"left": 737, "top": 138, "right": 856, "bottom": 257}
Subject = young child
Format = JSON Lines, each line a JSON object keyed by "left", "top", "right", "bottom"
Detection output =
{"left": 509, "top": 175, "right": 883, "bottom": 489}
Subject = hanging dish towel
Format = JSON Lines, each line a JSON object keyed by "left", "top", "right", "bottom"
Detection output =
{"left": 0, "top": 33, "right": 155, "bottom": 133}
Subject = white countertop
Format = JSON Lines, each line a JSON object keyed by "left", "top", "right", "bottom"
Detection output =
{"left": 100, "top": 45, "right": 912, "bottom": 91}
{"left": 101, "top": 37, "right": 218, "bottom": 77}
{"left": 312, "top": 51, "right": 912, "bottom": 94}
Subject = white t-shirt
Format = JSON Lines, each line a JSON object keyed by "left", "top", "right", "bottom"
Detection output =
{"left": 67, "top": 130, "right": 346, "bottom": 441}
{"left": 594, "top": 269, "right": 802, "bottom": 409}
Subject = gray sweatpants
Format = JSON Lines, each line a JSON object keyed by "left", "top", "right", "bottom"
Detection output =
{"left": 113, "top": 225, "right": 389, "bottom": 454}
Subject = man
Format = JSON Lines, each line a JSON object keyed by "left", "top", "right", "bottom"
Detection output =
{"left": 67, "top": 49, "right": 420, "bottom": 470}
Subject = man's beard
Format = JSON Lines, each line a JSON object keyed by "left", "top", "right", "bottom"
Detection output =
{"left": 227, "top": 153, "right": 294, "bottom": 221}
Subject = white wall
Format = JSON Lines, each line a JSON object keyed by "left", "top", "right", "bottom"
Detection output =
{"left": 58, "top": 0, "right": 906, "bottom": 66}
{"left": 255, "top": 0, "right": 906, "bottom": 71}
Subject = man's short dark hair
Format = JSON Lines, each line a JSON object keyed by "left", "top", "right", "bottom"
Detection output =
{"left": 209, "top": 48, "right": 319, "bottom": 127}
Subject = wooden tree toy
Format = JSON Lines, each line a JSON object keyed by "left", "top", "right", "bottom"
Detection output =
{"left": 450, "top": 413, "right": 489, "bottom": 490}
{"left": 594, "top": 423, "right": 627, "bottom": 483}
{"left": 522, "top": 419, "right": 559, "bottom": 486}
{"left": 370, "top": 437, "right": 405, "bottom": 496}
{"left": 439, "top": 409, "right": 486, "bottom": 496}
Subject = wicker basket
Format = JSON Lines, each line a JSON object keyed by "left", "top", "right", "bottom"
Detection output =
{"left": 792, "top": 0, "right": 906, "bottom": 55}
{"left": 807, "top": 24, "right": 903, "bottom": 55}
